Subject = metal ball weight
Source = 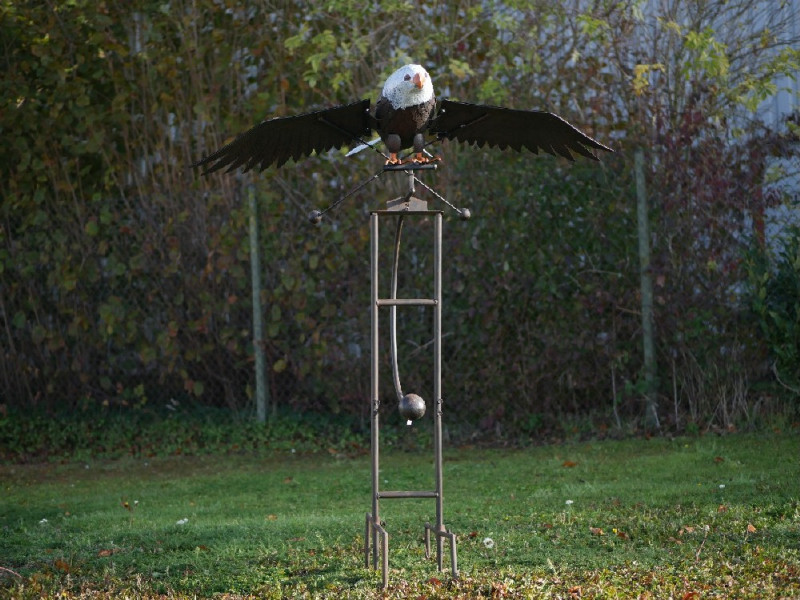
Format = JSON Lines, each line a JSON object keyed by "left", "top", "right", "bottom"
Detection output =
{"left": 398, "top": 393, "right": 426, "bottom": 421}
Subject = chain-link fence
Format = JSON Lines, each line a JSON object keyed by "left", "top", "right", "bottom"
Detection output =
{"left": 3, "top": 1, "right": 798, "bottom": 432}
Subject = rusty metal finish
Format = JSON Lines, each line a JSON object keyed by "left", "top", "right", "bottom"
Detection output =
{"left": 364, "top": 168, "right": 458, "bottom": 588}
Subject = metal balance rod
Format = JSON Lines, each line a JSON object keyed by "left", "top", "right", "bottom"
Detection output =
{"left": 364, "top": 164, "right": 457, "bottom": 589}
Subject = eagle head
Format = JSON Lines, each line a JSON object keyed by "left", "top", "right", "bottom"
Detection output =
{"left": 381, "top": 64, "right": 435, "bottom": 110}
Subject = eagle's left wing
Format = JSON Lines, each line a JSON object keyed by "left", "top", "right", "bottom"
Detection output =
{"left": 193, "top": 100, "right": 372, "bottom": 174}
{"left": 429, "top": 100, "right": 611, "bottom": 161}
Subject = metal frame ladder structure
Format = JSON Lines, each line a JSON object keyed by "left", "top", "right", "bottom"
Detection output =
{"left": 364, "top": 165, "right": 458, "bottom": 589}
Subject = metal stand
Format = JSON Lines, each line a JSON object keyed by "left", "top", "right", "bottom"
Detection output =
{"left": 364, "top": 165, "right": 458, "bottom": 589}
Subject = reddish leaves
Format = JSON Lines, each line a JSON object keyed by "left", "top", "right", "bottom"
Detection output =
{"left": 53, "top": 559, "right": 70, "bottom": 573}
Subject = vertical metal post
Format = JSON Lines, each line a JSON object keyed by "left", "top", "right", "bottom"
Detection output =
{"left": 635, "top": 149, "right": 659, "bottom": 430}
{"left": 248, "top": 186, "right": 269, "bottom": 423}
{"left": 433, "top": 211, "right": 444, "bottom": 568}
{"left": 369, "top": 212, "right": 380, "bottom": 569}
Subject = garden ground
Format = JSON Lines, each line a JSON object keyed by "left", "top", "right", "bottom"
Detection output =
{"left": 1, "top": 431, "right": 798, "bottom": 598}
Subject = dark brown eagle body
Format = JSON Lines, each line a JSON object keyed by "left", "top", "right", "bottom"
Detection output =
{"left": 192, "top": 63, "right": 611, "bottom": 174}
{"left": 375, "top": 96, "right": 436, "bottom": 153}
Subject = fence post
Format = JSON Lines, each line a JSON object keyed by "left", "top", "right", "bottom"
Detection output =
{"left": 635, "top": 149, "right": 659, "bottom": 430}
{"left": 248, "top": 186, "right": 269, "bottom": 422}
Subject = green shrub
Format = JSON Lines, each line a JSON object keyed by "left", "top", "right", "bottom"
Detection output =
{"left": 747, "top": 226, "right": 800, "bottom": 396}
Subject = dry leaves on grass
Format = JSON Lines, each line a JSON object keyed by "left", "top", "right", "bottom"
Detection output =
{"left": 53, "top": 559, "right": 70, "bottom": 573}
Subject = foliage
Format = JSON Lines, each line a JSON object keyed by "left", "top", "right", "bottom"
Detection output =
{"left": 0, "top": 433, "right": 798, "bottom": 597}
{"left": 0, "top": 403, "right": 379, "bottom": 464}
{"left": 1, "top": 0, "right": 799, "bottom": 431}
{"left": 747, "top": 226, "right": 800, "bottom": 395}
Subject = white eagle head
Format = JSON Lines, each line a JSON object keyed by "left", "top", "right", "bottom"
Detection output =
{"left": 381, "top": 64, "right": 435, "bottom": 110}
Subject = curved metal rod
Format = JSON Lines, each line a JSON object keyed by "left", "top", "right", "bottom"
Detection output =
{"left": 390, "top": 215, "right": 405, "bottom": 403}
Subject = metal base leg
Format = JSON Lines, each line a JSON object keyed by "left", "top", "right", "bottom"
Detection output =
{"left": 424, "top": 522, "right": 458, "bottom": 578}
{"left": 364, "top": 513, "right": 389, "bottom": 588}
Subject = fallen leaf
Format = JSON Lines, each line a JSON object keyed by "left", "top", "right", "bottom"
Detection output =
{"left": 267, "top": 514, "right": 277, "bottom": 521}
{"left": 491, "top": 582, "right": 508, "bottom": 597}
{"left": 615, "top": 529, "right": 629, "bottom": 540}
{"left": 541, "top": 523, "right": 554, "bottom": 529}
{"left": 590, "top": 527, "right": 604, "bottom": 536}
{"left": 562, "top": 460, "right": 578, "bottom": 468}
{"left": 717, "top": 504, "right": 728, "bottom": 513}
{"left": 97, "top": 549, "right": 114, "bottom": 557}
{"left": 682, "top": 592, "right": 699, "bottom": 600}
{"left": 54, "top": 559, "right": 70, "bottom": 573}
{"left": 469, "top": 531, "right": 478, "bottom": 538}
{"left": 747, "top": 523, "right": 757, "bottom": 533}
{"left": 714, "top": 456, "right": 724, "bottom": 463}
{"left": 283, "top": 477, "right": 293, "bottom": 484}
{"left": 427, "top": 577, "right": 442, "bottom": 586}
{"left": 568, "top": 585, "right": 582, "bottom": 597}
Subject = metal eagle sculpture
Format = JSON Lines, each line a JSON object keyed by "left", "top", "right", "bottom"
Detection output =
{"left": 193, "top": 64, "right": 612, "bottom": 174}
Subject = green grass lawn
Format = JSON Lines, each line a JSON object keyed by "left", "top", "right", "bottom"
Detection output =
{"left": 1, "top": 432, "right": 798, "bottom": 598}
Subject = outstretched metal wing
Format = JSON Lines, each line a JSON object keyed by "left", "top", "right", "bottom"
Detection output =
{"left": 429, "top": 100, "right": 611, "bottom": 161}
{"left": 193, "top": 100, "right": 372, "bottom": 174}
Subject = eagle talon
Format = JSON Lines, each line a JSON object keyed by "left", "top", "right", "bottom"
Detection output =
{"left": 409, "top": 154, "right": 443, "bottom": 165}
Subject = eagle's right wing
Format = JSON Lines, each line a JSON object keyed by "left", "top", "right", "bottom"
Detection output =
{"left": 193, "top": 100, "right": 373, "bottom": 174}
